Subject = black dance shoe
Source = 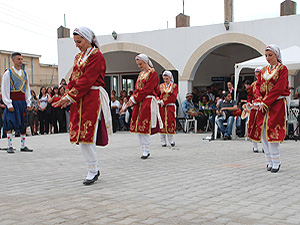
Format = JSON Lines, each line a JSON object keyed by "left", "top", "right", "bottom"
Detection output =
{"left": 266, "top": 164, "right": 272, "bottom": 171}
{"left": 271, "top": 165, "right": 281, "bottom": 173}
{"left": 141, "top": 153, "right": 150, "bottom": 159}
{"left": 20, "top": 146, "right": 33, "bottom": 152}
{"left": 83, "top": 171, "right": 100, "bottom": 185}
{"left": 7, "top": 147, "right": 15, "bottom": 154}
{"left": 170, "top": 142, "right": 175, "bottom": 147}
{"left": 162, "top": 144, "right": 167, "bottom": 147}
{"left": 253, "top": 148, "right": 259, "bottom": 153}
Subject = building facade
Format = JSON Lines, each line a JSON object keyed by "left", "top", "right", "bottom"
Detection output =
{"left": 58, "top": 14, "right": 300, "bottom": 107}
{"left": 0, "top": 50, "right": 58, "bottom": 94}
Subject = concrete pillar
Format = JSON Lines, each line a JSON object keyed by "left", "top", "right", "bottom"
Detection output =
{"left": 280, "top": 0, "right": 297, "bottom": 16}
{"left": 224, "top": 0, "right": 233, "bottom": 22}
{"left": 176, "top": 13, "right": 190, "bottom": 28}
{"left": 57, "top": 26, "right": 70, "bottom": 39}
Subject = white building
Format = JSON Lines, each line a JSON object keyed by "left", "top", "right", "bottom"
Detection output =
{"left": 58, "top": 14, "right": 300, "bottom": 105}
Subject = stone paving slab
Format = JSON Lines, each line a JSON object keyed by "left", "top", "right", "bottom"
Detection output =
{"left": 0, "top": 132, "right": 300, "bottom": 224}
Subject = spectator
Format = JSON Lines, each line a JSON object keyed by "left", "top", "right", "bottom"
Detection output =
{"left": 215, "top": 91, "right": 237, "bottom": 140}
{"left": 192, "top": 87, "right": 199, "bottom": 105}
{"left": 60, "top": 78, "right": 67, "bottom": 86}
{"left": 206, "top": 86, "right": 215, "bottom": 102}
{"left": 58, "top": 86, "right": 67, "bottom": 132}
{"left": 0, "top": 92, "right": 6, "bottom": 138}
{"left": 182, "top": 93, "right": 207, "bottom": 133}
{"left": 111, "top": 94, "right": 121, "bottom": 132}
{"left": 28, "top": 90, "right": 39, "bottom": 135}
{"left": 119, "top": 96, "right": 130, "bottom": 131}
{"left": 46, "top": 87, "right": 53, "bottom": 134}
{"left": 37, "top": 87, "right": 49, "bottom": 135}
{"left": 227, "top": 81, "right": 235, "bottom": 99}
{"left": 48, "top": 87, "right": 64, "bottom": 133}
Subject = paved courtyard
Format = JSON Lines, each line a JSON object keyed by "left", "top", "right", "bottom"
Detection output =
{"left": 0, "top": 132, "right": 300, "bottom": 225}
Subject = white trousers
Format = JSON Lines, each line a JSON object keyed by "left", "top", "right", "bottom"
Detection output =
{"left": 138, "top": 134, "right": 150, "bottom": 156}
{"left": 80, "top": 143, "right": 99, "bottom": 173}
{"left": 160, "top": 134, "right": 174, "bottom": 145}
{"left": 261, "top": 123, "right": 280, "bottom": 169}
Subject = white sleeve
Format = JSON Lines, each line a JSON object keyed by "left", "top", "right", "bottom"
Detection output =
{"left": 1, "top": 70, "right": 13, "bottom": 108}
{"left": 25, "top": 80, "right": 31, "bottom": 107}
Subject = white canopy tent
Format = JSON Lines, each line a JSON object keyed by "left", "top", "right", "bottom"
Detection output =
{"left": 234, "top": 45, "right": 300, "bottom": 99}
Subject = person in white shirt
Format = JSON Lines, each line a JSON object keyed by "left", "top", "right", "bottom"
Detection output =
{"left": 111, "top": 95, "right": 121, "bottom": 131}
{"left": 1, "top": 52, "right": 33, "bottom": 153}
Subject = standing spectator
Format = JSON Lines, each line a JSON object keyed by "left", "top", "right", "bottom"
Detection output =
{"left": 37, "top": 87, "right": 49, "bottom": 135}
{"left": 215, "top": 91, "right": 237, "bottom": 140}
{"left": 206, "top": 86, "right": 215, "bottom": 102}
{"left": 28, "top": 90, "right": 39, "bottom": 135}
{"left": 248, "top": 45, "right": 289, "bottom": 173}
{"left": 60, "top": 78, "right": 67, "bottom": 86}
{"left": 48, "top": 87, "right": 64, "bottom": 133}
{"left": 1, "top": 52, "right": 33, "bottom": 153}
{"left": 0, "top": 92, "right": 6, "bottom": 138}
{"left": 111, "top": 94, "right": 121, "bottom": 132}
{"left": 227, "top": 81, "right": 235, "bottom": 99}
{"left": 58, "top": 86, "right": 67, "bottom": 132}
{"left": 46, "top": 87, "right": 53, "bottom": 134}
{"left": 119, "top": 96, "right": 130, "bottom": 131}
{"left": 192, "top": 87, "right": 199, "bottom": 106}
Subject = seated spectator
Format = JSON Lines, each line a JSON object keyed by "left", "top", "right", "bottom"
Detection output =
{"left": 111, "top": 94, "right": 121, "bottom": 132}
{"left": 182, "top": 93, "right": 207, "bottom": 133}
{"left": 119, "top": 96, "right": 130, "bottom": 131}
{"left": 215, "top": 91, "right": 237, "bottom": 140}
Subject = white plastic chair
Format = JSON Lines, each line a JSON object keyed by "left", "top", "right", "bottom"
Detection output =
{"left": 287, "top": 108, "right": 300, "bottom": 135}
{"left": 214, "top": 115, "right": 236, "bottom": 140}
{"left": 184, "top": 116, "right": 197, "bottom": 133}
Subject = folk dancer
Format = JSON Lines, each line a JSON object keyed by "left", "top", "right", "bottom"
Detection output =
{"left": 157, "top": 71, "right": 178, "bottom": 147}
{"left": 53, "top": 27, "right": 112, "bottom": 185}
{"left": 127, "top": 54, "right": 163, "bottom": 159}
{"left": 244, "top": 66, "right": 263, "bottom": 153}
{"left": 1, "top": 52, "right": 33, "bottom": 154}
{"left": 247, "top": 44, "right": 290, "bottom": 173}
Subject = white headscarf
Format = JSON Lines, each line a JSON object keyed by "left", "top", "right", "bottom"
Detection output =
{"left": 254, "top": 66, "right": 263, "bottom": 73}
{"left": 162, "top": 70, "right": 174, "bottom": 82}
{"left": 135, "top": 54, "right": 153, "bottom": 68}
{"left": 265, "top": 44, "right": 282, "bottom": 63}
{"left": 73, "top": 27, "right": 100, "bottom": 49}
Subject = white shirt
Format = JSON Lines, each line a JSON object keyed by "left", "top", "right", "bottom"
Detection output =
{"left": 111, "top": 100, "right": 121, "bottom": 114}
{"left": 1, "top": 66, "right": 31, "bottom": 109}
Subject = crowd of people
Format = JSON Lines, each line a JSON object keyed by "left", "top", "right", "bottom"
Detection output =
{"left": 0, "top": 78, "right": 70, "bottom": 139}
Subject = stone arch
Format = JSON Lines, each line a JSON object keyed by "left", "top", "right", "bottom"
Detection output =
{"left": 182, "top": 33, "right": 266, "bottom": 81}
{"left": 100, "top": 42, "right": 176, "bottom": 70}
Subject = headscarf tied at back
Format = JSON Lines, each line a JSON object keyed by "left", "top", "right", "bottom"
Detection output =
{"left": 162, "top": 70, "right": 174, "bottom": 82}
{"left": 265, "top": 44, "right": 282, "bottom": 63}
{"left": 135, "top": 54, "right": 153, "bottom": 68}
{"left": 73, "top": 27, "right": 100, "bottom": 49}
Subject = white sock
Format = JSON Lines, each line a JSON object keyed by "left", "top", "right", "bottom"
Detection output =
{"left": 7, "top": 133, "right": 13, "bottom": 148}
{"left": 20, "top": 134, "right": 26, "bottom": 149}
{"left": 86, "top": 170, "right": 98, "bottom": 180}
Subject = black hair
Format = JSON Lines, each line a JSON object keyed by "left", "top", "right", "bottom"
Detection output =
{"left": 244, "top": 80, "right": 252, "bottom": 85}
{"left": 224, "top": 91, "right": 231, "bottom": 97}
{"left": 12, "top": 52, "right": 21, "bottom": 59}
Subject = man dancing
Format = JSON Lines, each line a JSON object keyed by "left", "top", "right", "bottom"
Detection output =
{"left": 1, "top": 52, "right": 33, "bottom": 153}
